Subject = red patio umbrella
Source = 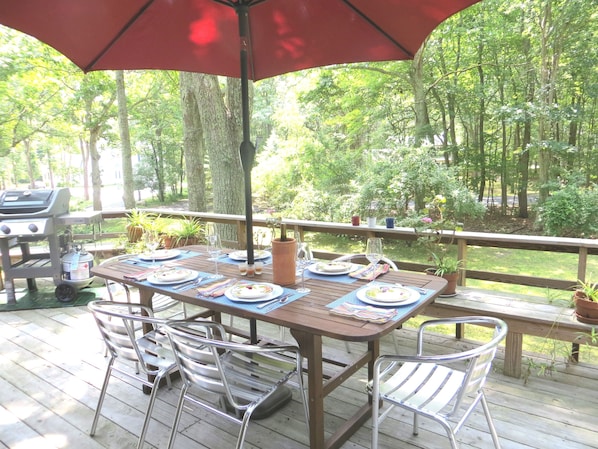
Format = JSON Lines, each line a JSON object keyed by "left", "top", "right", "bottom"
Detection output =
{"left": 0, "top": 0, "right": 481, "bottom": 264}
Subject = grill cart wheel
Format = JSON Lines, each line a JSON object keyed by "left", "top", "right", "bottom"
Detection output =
{"left": 55, "top": 283, "right": 77, "bottom": 302}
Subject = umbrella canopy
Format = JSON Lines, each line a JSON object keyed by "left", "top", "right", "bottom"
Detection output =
{"left": 0, "top": 0, "right": 481, "bottom": 263}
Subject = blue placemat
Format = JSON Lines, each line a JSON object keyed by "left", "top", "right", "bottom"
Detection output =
{"left": 125, "top": 249, "right": 201, "bottom": 268}
{"left": 326, "top": 282, "right": 434, "bottom": 322}
{"left": 202, "top": 283, "right": 307, "bottom": 315}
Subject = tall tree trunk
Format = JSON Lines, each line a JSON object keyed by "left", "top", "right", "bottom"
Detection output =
{"left": 179, "top": 72, "right": 206, "bottom": 212}
{"left": 517, "top": 119, "right": 531, "bottom": 218}
{"left": 476, "top": 40, "right": 486, "bottom": 202}
{"left": 115, "top": 70, "right": 135, "bottom": 209}
{"left": 89, "top": 126, "right": 103, "bottom": 210}
{"left": 409, "top": 43, "right": 434, "bottom": 146}
{"left": 78, "top": 136, "right": 90, "bottom": 201}
{"left": 23, "top": 139, "right": 35, "bottom": 188}
{"left": 537, "top": 0, "right": 562, "bottom": 204}
{"left": 191, "top": 73, "right": 244, "bottom": 242}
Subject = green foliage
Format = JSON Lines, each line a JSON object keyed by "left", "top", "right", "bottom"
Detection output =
{"left": 537, "top": 184, "right": 598, "bottom": 237}
{"left": 126, "top": 209, "right": 154, "bottom": 228}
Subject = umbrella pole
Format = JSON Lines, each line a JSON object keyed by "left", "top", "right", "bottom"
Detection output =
{"left": 237, "top": 5, "right": 255, "bottom": 267}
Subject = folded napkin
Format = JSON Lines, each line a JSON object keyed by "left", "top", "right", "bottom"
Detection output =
{"left": 349, "top": 263, "right": 389, "bottom": 280}
{"left": 330, "top": 303, "right": 397, "bottom": 323}
{"left": 196, "top": 278, "right": 237, "bottom": 297}
{"left": 123, "top": 268, "right": 161, "bottom": 281}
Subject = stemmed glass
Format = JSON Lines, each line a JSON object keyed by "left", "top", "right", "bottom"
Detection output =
{"left": 296, "top": 241, "right": 314, "bottom": 293}
{"left": 365, "top": 237, "right": 383, "bottom": 278}
{"left": 207, "top": 231, "right": 223, "bottom": 278}
{"left": 143, "top": 229, "right": 160, "bottom": 266}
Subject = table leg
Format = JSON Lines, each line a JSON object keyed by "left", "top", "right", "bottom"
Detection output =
{"left": 138, "top": 289, "right": 154, "bottom": 334}
{"left": 291, "top": 329, "right": 325, "bottom": 449}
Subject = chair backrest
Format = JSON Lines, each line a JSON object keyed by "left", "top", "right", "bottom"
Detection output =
{"left": 100, "top": 255, "right": 134, "bottom": 302}
{"left": 88, "top": 300, "right": 168, "bottom": 375}
{"left": 333, "top": 253, "right": 399, "bottom": 271}
{"left": 165, "top": 320, "right": 302, "bottom": 413}
{"left": 436, "top": 317, "right": 507, "bottom": 416}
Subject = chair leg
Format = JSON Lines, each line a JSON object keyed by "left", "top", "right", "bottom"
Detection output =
{"left": 90, "top": 360, "right": 115, "bottom": 436}
{"left": 481, "top": 394, "right": 502, "bottom": 449}
{"left": 235, "top": 405, "right": 256, "bottom": 449}
{"left": 136, "top": 374, "right": 165, "bottom": 449}
{"left": 167, "top": 386, "right": 189, "bottom": 449}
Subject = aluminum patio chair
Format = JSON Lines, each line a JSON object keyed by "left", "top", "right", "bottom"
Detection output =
{"left": 164, "top": 319, "right": 309, "bottom": 449}
{"left": 369, "top": 316, "right": 508, "bottom": 449}
{"left": 333, "top": 253, "right": 400, "bottom": 353}
{"left": 100, "top": 254, "right": 188, "bottom": 317}
{"left": 88, "top": 300, "right": 178, "bottom": 449}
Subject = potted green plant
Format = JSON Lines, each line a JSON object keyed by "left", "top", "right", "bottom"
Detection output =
{"left": 425, "top": 251, "right": 462, "bottom": 296}
{"left": 172, "top": 218, "right": 203, "bottom": 247}
{"left": 125, "top": 209, "right": 153, "bottom": 243}
{"left": 573, "top": 280, "right": 598, "bottom": 324}
{"left": 415, "top": 203, "right": 464, "bottom": 296}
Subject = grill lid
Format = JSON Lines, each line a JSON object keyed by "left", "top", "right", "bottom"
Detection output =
{"left": 0, "top": 188, "right": 70, "bottom": 216}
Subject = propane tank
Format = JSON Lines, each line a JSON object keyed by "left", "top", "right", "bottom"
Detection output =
{"left": 61, "top": 244, "right": 94, "bottom": 281}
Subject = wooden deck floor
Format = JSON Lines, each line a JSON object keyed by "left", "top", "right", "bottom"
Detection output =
{"left": 1, "top": 301, "right": 597, "bottom": 449}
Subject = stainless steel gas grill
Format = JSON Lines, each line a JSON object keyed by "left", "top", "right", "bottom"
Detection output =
{"left": 0, "top": 188, "right": 98, "bottom": 304}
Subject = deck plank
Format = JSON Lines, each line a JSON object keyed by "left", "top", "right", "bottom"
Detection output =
{"left": 1, "top": 305, "right": 598, "bottom": 449}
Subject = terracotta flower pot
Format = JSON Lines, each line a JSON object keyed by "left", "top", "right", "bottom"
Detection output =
{"left": 426, "top": 268, "right": 458, "bottom": 296}
{"left": 126, "top": 224, "right": 144, "bottom": 243}
{"left": 271, "top": 238, "right": 297, "bottom": 286}
{"left": 574, "top": 294, "right": 598, "bottom": 324}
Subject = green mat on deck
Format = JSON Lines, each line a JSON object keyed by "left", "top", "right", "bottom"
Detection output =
{"left": 0, "top": 286, "right": 104, "bottom": 312}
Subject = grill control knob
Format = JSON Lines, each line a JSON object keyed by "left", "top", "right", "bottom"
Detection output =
{"left": 0, "top": 224, "right": 11, "bottom": 234}
{"left": 28, "top": 223, "right": 39, "bottom": 233}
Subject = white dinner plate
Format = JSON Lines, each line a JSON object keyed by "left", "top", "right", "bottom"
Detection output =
{"left": 356, "top": 285, "right": 420, "bottom": 307}
{"left": 228, "top": 250, "right": 271, "bottom": 261}
{"left": 147, "top": 268, "right": 197, "bottom": 285}
{"left": 224, "top": 282, "right": 284, "bottom": 303}
{"left": 307, "top": 261, "right": 359, "bottom": 276}
{"left": 138, "top": 249, "right": 181, "bottom": 261}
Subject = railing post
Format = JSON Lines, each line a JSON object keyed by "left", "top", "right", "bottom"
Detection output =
{"left": 457, "top": 237, "right": 467, "bottom": 286}
{"left": 578, "top": 246, "right": 588, "bottom": 283}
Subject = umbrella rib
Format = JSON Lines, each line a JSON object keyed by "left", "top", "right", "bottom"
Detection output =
{"left": 342, "top": 0, "right": 414, "bottom": 59}
{"left": 83, "top": 0, "right": 156, "bottom": 72}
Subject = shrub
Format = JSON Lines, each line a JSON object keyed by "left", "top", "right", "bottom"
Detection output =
{"left": 538, "top": 184, "right": 598, "bottom": 237}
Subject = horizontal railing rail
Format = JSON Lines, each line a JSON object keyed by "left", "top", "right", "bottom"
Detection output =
{"left": 79, "top": 209, "right": 598, "bottom": 292}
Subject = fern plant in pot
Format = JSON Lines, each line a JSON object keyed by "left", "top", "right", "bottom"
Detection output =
{"left": 125, "top": 209, "right": 154, "bottom": 243}
{"left": 425, "top": 251, "right": 463, "bottom": 296}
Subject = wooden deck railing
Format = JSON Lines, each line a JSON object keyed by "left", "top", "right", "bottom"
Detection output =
{"left": 88, "top": 209, "right": 598, "bottom": 293}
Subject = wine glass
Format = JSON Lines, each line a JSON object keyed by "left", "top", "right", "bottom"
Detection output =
{"left": 365, "top": 237, "right": 383, "bottom": 277}
{"left": 143, "top": 230, "right": 160, "bottom": 265}
{"left": 296, "top": 241, "right": 314, "bottom": 293}
{"left": 207, "top": 232, "right": 223, "bottom": 278}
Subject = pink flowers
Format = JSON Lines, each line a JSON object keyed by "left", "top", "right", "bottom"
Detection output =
{"left": 421, "top": 217, "right": 433, "bottom": 224}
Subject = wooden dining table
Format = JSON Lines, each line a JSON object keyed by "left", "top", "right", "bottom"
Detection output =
{"left": 91, "top": 246, "right": 447, "bottom": 449}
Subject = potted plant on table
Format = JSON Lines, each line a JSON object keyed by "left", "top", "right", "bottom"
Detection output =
{"left": 267, "top": 215, "right": 297, "bottom": 285}
{"left": 573, "top": 280, "right": 598, "bottom": 324}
